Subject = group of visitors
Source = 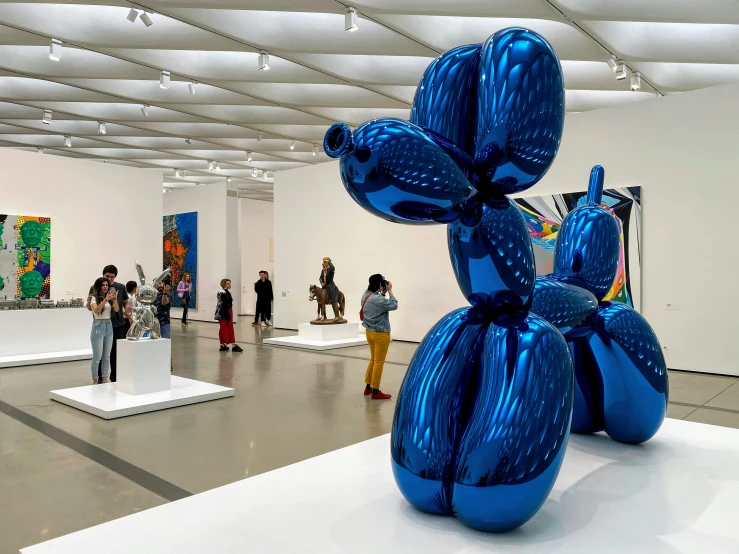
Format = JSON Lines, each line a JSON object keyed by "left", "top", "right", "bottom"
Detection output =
{"left": 84, "top": 263, "right": 397, "bottom": 400}
{"left": 85, "top": 265, "right": 190, "bottom": 385}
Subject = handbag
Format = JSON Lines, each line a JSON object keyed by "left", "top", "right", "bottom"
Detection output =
{"left": 214, "top": 293, "right": 223, "bottom": 321}
{"left": 359, "top": 293, "right": 373, "bottom": 322}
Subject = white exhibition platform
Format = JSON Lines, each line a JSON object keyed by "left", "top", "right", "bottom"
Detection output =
{"left": 22, "top": 418, "right": 739, "bottom": 553}
{"left": 50, "top": 338, "right": 233, "bottom": 419}
{"left": 50, "top": 376, "right": 234, "bottom": 419}
{"left": 265, "top": 322, "right": 368, "bottom": 350}
{"left": 0, "top": 309, "right": 92, "bottom": 368}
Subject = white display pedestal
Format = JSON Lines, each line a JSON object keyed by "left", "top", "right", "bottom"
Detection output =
{"left": 21, "top": 418, "right": 739, "bottom": 553}
{"left": 116, "top": 338, "right": 171, "bottom": 395}
{"left": 0, "top": 309, "right": 92, "bottom": 368}
{"left": 264, "top": 322, "right": 367, "bottom": 350}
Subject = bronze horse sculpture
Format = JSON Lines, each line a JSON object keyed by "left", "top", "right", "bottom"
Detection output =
{"left": 309, "top": 285, "right": 346, "bottom": 323}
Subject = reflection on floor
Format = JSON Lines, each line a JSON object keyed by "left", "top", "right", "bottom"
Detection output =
{"left": 1, "top": 321, "right": 737, "bottom": 552}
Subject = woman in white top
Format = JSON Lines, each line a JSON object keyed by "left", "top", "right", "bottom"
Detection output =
{"left": 89, "top": 276, "right": 119, "bottom": 384}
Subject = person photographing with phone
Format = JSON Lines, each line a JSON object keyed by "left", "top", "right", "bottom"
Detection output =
{"left": 89, "top": 276, "right": 119, "bottom": 384}
{"left": 360, "top": 274, "right": 398, "bottom": 400}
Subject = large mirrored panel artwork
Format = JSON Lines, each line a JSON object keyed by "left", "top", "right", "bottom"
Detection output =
{"left": 0, "top": 214, "right": 51, "bottom": 299}
{"left": 516, "top": 187, "right": 642, "bottom": 309}
{"left": 163, "top": 212, "right": 198, "bottom": 309}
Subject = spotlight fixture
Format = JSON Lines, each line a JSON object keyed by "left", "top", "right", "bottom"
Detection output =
{"left": 607, "top": 56, "right": 618, "bottom": 72}
{"left": 215, "top": 161, "right": 220, "bottom": 171}
{"left": 290, "top": 140, "right": 295, "bottom": 151}
{"left": 42, "top": 109, "right": 52, "bottom": 125}
{"left": 226, "top": 177, "right": 232, "bottom": 183}
{"left": 188, "top": 82, "right": 196, "bottom": 95}
{"left": 208, "top": 160, "right": 216, "bottom": 171}
{"left": 246, "top": 151, "right": 253, "bottom": 162}
{"left": 141, "top": 104, "right": 149, "bottom": 117}
{"left": 345, "top": 7, "right": 358, "bottom": 32}
{"left": 97, "top": 122, "right": 106, "bottom": 135}
{"left": 159, "top": 70, "right": 170, "bottom": 89}
{"left": 49, "top": 38, "right": 62, "bottom": 62}
{"left": 630, "top": 71, "right": 641, "bottom": 91}
{"left": 615, "top": 61, "right": 627, "bottom": 81}
{"left": 257, "top": 132, "right": 262, "bottom": 141}
{"left": 185, "top": 138, "right": 191, "bottom": 145}
{"left": 37, "top": 147, "right": 44, "bottom": 154}
{"left": 252, "top": 168, "right": 258, "bottom": 178}
{"left": 258, "top": 50, "right": 270, "bottom": 71}
{"left": 127, "top": 8, "right": 138, "bottom": 22}
{"left": 175, "top": 169, "right": 184, "bottom": 178}
{"left": 63, "top": 135, "right": 72, "bottom": 147}
{"left": 140, "top": 11, "right": 153, "bottom": 27}
{"left": 312, "top": 144, "right": 318, "bottom": 156}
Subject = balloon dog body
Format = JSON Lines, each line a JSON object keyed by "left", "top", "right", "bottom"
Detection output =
{"left": 325, "top": 28, "right": 667, "bottom": 532}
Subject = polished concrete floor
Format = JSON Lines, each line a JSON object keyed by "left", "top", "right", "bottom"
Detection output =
{"left": 1, "top": 321, "right": 738, "bottom": 553}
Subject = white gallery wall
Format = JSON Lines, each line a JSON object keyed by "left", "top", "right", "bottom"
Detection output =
{"left": 275, "top": 82, "right": 739, "bottom": 377}
{"left": 0, "top": 149, "right": 161, "bottom": 299}
{"left": 164, "top": 183, "right": 240, "bottom": 323}
{"left": 239, "top": 199, "right": 274, "bottom": 315}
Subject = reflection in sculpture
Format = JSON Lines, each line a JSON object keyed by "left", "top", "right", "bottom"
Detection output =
{"left": 325, "top": 27, "right": 666, "bottom": 532}
{"left": 309, "top": 257, "right": 346, "bottom": 323}
{"left": 532, "top": 166, "right": 668, "bottom": 444}
{"left": 126, "top": 262, "right": 171, "bottom": 341}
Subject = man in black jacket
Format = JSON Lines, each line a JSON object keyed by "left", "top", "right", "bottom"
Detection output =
{"left": 102, "top": 264, "right": 129, "bottom": 382}
{"left": 253, "top": 271, "right": 273, "bottom": 327}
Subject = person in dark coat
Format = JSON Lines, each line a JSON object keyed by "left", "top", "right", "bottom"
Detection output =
{"left": 320, "top": 257, "right": 341, "bottom": 320}
{"left": 253, "top": 271, "right": 273, "bottom": 327}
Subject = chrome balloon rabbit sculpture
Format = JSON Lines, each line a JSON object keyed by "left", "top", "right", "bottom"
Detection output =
{"left": 324, "top": 28, "right": 667, "bottom": 532}
{"left": 126, "top": 262, "right": 171, "bottom": 341}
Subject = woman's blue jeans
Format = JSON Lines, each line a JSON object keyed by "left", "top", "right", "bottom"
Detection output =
{"left": 90, "top": 320, "right": 114, "bottom": 380}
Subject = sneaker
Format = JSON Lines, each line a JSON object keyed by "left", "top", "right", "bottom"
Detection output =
{"left": 363, "top": 386, "right": 372, "bottom": 396}
{"left": 371, "top": 390, "right": 392, "bottom": 400}
{"left": 219, "top": 345, "right": 229, "bottom": 352}
{"left": 265, "top": 320, "right": 273, "bottom": 326}
{"left": 252, "top": 322, "right": 260, "bottom": 327}
{"left": 232, "top": 345, "right": 244, "bottom": 352}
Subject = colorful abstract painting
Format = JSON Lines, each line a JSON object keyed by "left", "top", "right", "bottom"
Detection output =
{"left": 515, "top": 187, "right": 642, "bottom": 310}
{"left": 0, "top": 215, "right": 51, "bottom": 299}
{"left": 163, "top": 212, "right": 197, "bottom": 309}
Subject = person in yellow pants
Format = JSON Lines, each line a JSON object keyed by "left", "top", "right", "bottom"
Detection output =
{"left": 360, "top": 274, "right": 398, "bottom": 400}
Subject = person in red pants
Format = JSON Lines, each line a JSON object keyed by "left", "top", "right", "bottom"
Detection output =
{"left": 216, "top": 278, "right": 243, "bottom": 352}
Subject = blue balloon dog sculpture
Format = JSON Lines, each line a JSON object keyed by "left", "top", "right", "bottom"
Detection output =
{"left": 532, "top": 165, "right": 669, "bottom": 445}
{"left": 323, "top": 28, "right": 666, "bottom": 532}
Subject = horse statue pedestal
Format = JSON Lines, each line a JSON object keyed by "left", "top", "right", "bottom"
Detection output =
{"left": 264, "top": 322, "right": 367, "bottom": 351}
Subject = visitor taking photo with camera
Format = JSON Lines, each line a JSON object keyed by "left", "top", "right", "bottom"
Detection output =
{"left": 360, "top": 274, "right": 398, "bottom": 400}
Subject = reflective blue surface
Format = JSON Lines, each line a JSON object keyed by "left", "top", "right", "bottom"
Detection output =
{"left": 531, "top": 277, "right": 598, "bottom": 336}
{"left": 324, "top": 120, "right": 474, "bottom": 224}
{"left": 533, "top": 166, "right": 669, "bottom": 444}
{"left": 473, "top": 28, "right": 565, "bottom": 195}
{"left": 552, "top": 165, "right": 621, "bottom": 300}
{"left": 391, "top": 308, "right": 484, "bottom": 514}
{"left": 323, "top": 29, "right": 665, "bottom": 533}
{"left": 452, "top": 314, "right": 573, "bottom": 532}
{"left": 448, "top": 197, "right": 535, "bottom": 312}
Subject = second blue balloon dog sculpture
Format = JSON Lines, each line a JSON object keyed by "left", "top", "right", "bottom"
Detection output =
{"left": 324, "top": 28, "right": 668, "bottom": 532}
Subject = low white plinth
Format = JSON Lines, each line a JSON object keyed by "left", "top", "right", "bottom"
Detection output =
{"left": 264, "top": 323, "right": 367, "bottom": 351}
{"left": 0, "top": 309, "right": 92, "bottom": 368}
{"left": 21, "top": 418, "right": 739, "bottom": 553}
{"left": 50, "top": 376, "right": 234, "bottom": 420}
{"left": 116, "top": 338, "right": 171, "bottom": 395}
{"left": 0, "top": 348, "right": 92, "bottom": 368}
